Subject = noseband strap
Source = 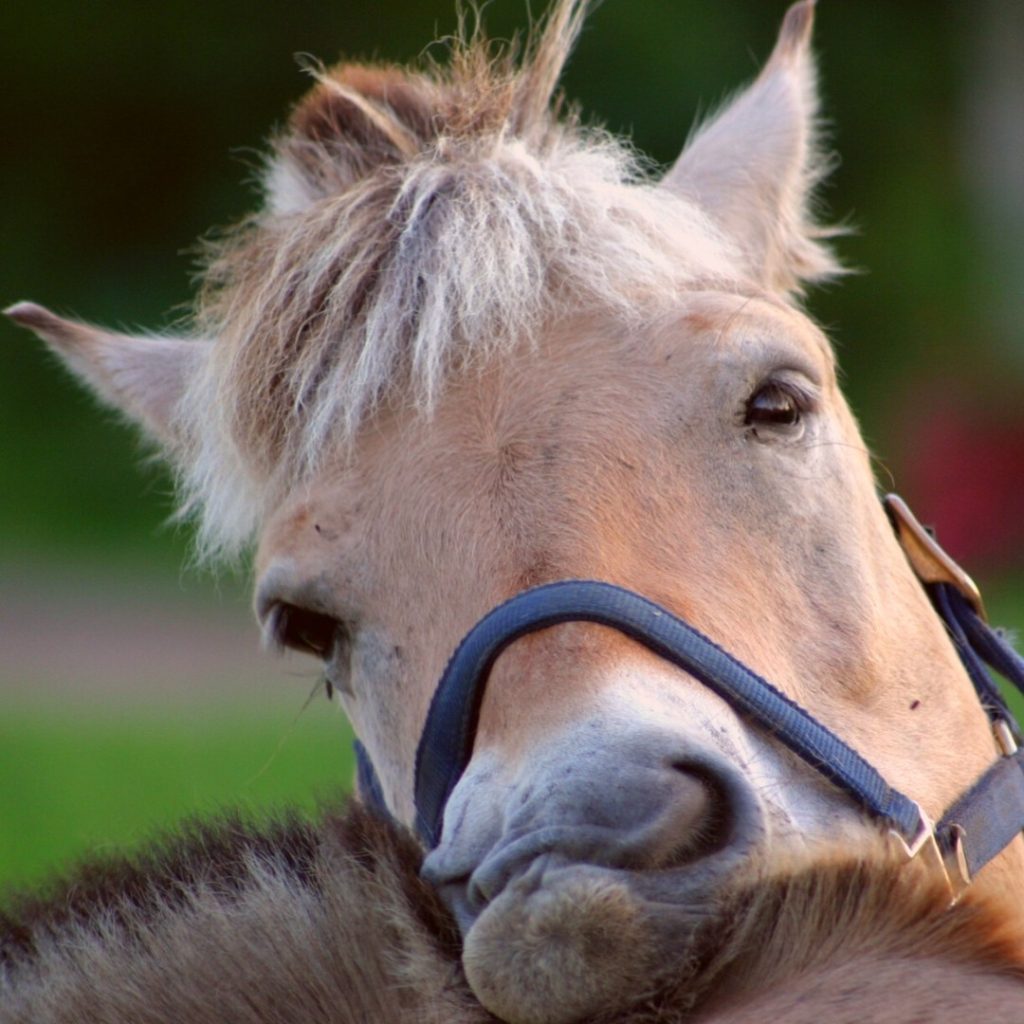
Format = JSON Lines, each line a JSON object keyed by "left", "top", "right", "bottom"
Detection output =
{"left": 357, "top": 495, "right": 1024, "bottom": 897}
{"left": 413, "top": 580, "right": 926, "bottom": 849}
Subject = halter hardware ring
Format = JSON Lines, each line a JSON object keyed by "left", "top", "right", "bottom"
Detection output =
{"left": 890, "top": 802, "right": 938, "bottom": 862}
{"left": 890, "top": 803, "right": 971, "bottom": 902}
{"left": 946, "top": 824, "right": 972, "bottom": 897}
{"left": 884, "top": 494, "right": 986, "bottom": 621}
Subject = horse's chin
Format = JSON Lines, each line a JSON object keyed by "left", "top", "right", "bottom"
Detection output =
{"left": 460, "top": 857, "right": 715, "bottom": 1024}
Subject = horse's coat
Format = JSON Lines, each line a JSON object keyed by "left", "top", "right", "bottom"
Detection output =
{"left": 3, "top": 803, "right": 1024, "bottom": 1024}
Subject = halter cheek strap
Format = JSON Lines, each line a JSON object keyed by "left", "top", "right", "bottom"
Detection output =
{"left": 927, "top": 583, "right": 1024, "bottom": 885}
{"left": 354, "top": 738, "right": 390, "bottom": 813}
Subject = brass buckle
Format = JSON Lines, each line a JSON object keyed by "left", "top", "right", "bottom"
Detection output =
{"left": 883, "top": 494, "right": 987, "bottom": 622}
{"left": 994, "top": 718, "right": 1019, "bottom": 757}
{"left": 890, "top": 804, "right": 971, "bottom": 902}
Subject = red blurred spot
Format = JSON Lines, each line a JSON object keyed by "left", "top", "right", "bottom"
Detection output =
{"left": 898, "top": 386, "right": 1024, "bottom": 571}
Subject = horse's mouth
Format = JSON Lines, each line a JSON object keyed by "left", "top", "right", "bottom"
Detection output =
{"left": 425, "top": 749, "right": 762, "bottom": 920}
{"left": 451, "top": 850, "right": 751, "bottom": 1024}
{"left": 423, "top": 786, "right": 765, "bottom": 1024}
{"left": 435, "top": 805, "right": 739, "bottom": 931}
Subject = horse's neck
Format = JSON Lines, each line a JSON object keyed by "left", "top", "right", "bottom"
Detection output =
{"left": 975, "top": 833, "right": 1024, "bottom": 913}
{"left": 690, "top": 860, "right": 1024, "bottom": 1024}
{"left": 697, "top": 951, "right": 1024, "bottom": 1024}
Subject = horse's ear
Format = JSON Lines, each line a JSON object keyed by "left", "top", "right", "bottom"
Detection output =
{"left": 6, "top": 302, "right": 207, "bottom": 447}
{"left": 661, "top": 0, "right": 841, "bottom": 295}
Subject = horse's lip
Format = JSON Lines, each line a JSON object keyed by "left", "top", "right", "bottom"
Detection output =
{"left": 423, "top": 814, "right": 764, "bottom": 929}
{"left": 422, "top": 759, "right": 768, "bottom": 926}
{"left": 464, "top": 825, "right": 641, "bottom": 907}
{"left": 419, "top": 826, "right": 608, "bottom": 896}
{"left": 434, "top": 845, "right": 748, "bottom": 941}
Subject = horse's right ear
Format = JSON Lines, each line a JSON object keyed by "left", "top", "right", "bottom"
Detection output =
{"left": 660, "top": 0, "right": 841, "bottom": 295}
{"left": 6, "top": 302, "right": 207, "bottom": 448}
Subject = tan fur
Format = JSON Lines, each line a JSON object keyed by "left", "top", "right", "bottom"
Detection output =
{"left": 690, "top": 861, "right": 1024, "bottom": 1023}
{"left": 3, "top": 808, "right": 1024, "bottom": 1024}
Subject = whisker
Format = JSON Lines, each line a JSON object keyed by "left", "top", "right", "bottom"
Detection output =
{"left": 243, "top": 678, "right": 329, "bottom": 787}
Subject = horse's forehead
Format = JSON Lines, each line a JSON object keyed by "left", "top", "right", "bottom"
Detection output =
{"left": 258, "top": 292, "right": 836, "bottom": 549}
{"left": 530, "top": 292, "right": 833, "bottom": 392}
{"left": 669, "top": 291, "right": 833, "bottom": 363}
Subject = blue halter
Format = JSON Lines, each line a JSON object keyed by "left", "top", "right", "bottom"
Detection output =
{"left": 357, "top": 495, "right": 1024, "bottom": 895}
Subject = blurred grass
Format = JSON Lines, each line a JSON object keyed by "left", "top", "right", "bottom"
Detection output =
{"left": 986, "top": 578, "right": 1024, "bottom": 630}
{"left": 0, "top": 705, "right": 354, "bottom": 891}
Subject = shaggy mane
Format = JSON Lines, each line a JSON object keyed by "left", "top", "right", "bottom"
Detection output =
{"left": 181, "top": 0, "right": 743, "bottom": 557}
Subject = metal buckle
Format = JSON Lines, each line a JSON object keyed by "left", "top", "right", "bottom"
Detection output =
{"left": 994, "top": 718, "right": 1019, "bottom": 757}
{"left": 946, "top": 824, "right": 972, "bottom": 897}
{"left": 889, "top": 803, "right": 970, "bottom": 902}
{"left": 890, "top": 803, "right": 941, "bottom": 864}
{"left": 883, "top": 494, "right": 987, "bottom": 622}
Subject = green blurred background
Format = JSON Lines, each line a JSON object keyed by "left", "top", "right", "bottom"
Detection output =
{"left": 3, "top": 1, "right": 1023, "bottom": 889}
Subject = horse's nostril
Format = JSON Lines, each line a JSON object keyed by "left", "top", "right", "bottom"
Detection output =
{"left": 659, "top": 760, "right": 735, "bottom": 869}
{"left": 600, "top": 760, "right": 732, "bottom": 873}
{"left": 429, "top": 738, "right": 766, "bottom": 932}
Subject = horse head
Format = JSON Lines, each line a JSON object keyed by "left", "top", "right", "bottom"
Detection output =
{"left": 10, "top": 3, "right": 1024, "bottom": 1022}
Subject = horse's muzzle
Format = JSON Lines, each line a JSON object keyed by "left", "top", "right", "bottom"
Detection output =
{"left": 421, "top": 726, "right": 767, "bottom": 934}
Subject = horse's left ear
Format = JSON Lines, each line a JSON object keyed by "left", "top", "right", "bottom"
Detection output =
{"left": 6, "top": 302, "right": 207, "bottom": 448}
{"left": 661, "top": 0, "right": 841, "bottom": 295}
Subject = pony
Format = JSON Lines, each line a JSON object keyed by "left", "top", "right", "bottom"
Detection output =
{"left": 7, "top": 1, "right": 1024, "bottom": 1021}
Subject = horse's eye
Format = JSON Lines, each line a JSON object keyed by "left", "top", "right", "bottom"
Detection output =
{"left": 265, "top": 601, "right": 345, "bottom": 659}
{"left": 744, "top": 382, "right": 802, "bottom": 428}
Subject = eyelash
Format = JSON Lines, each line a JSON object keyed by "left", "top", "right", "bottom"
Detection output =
{"left": 743, "top": 378, "right": 815, "bottom": 431}
{"left": 265, "top": 602, "right": 347, "bottom": 659}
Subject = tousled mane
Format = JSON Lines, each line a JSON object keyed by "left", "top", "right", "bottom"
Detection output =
{"left": 180, "top": 0, "right": 739, "bottom": 557}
